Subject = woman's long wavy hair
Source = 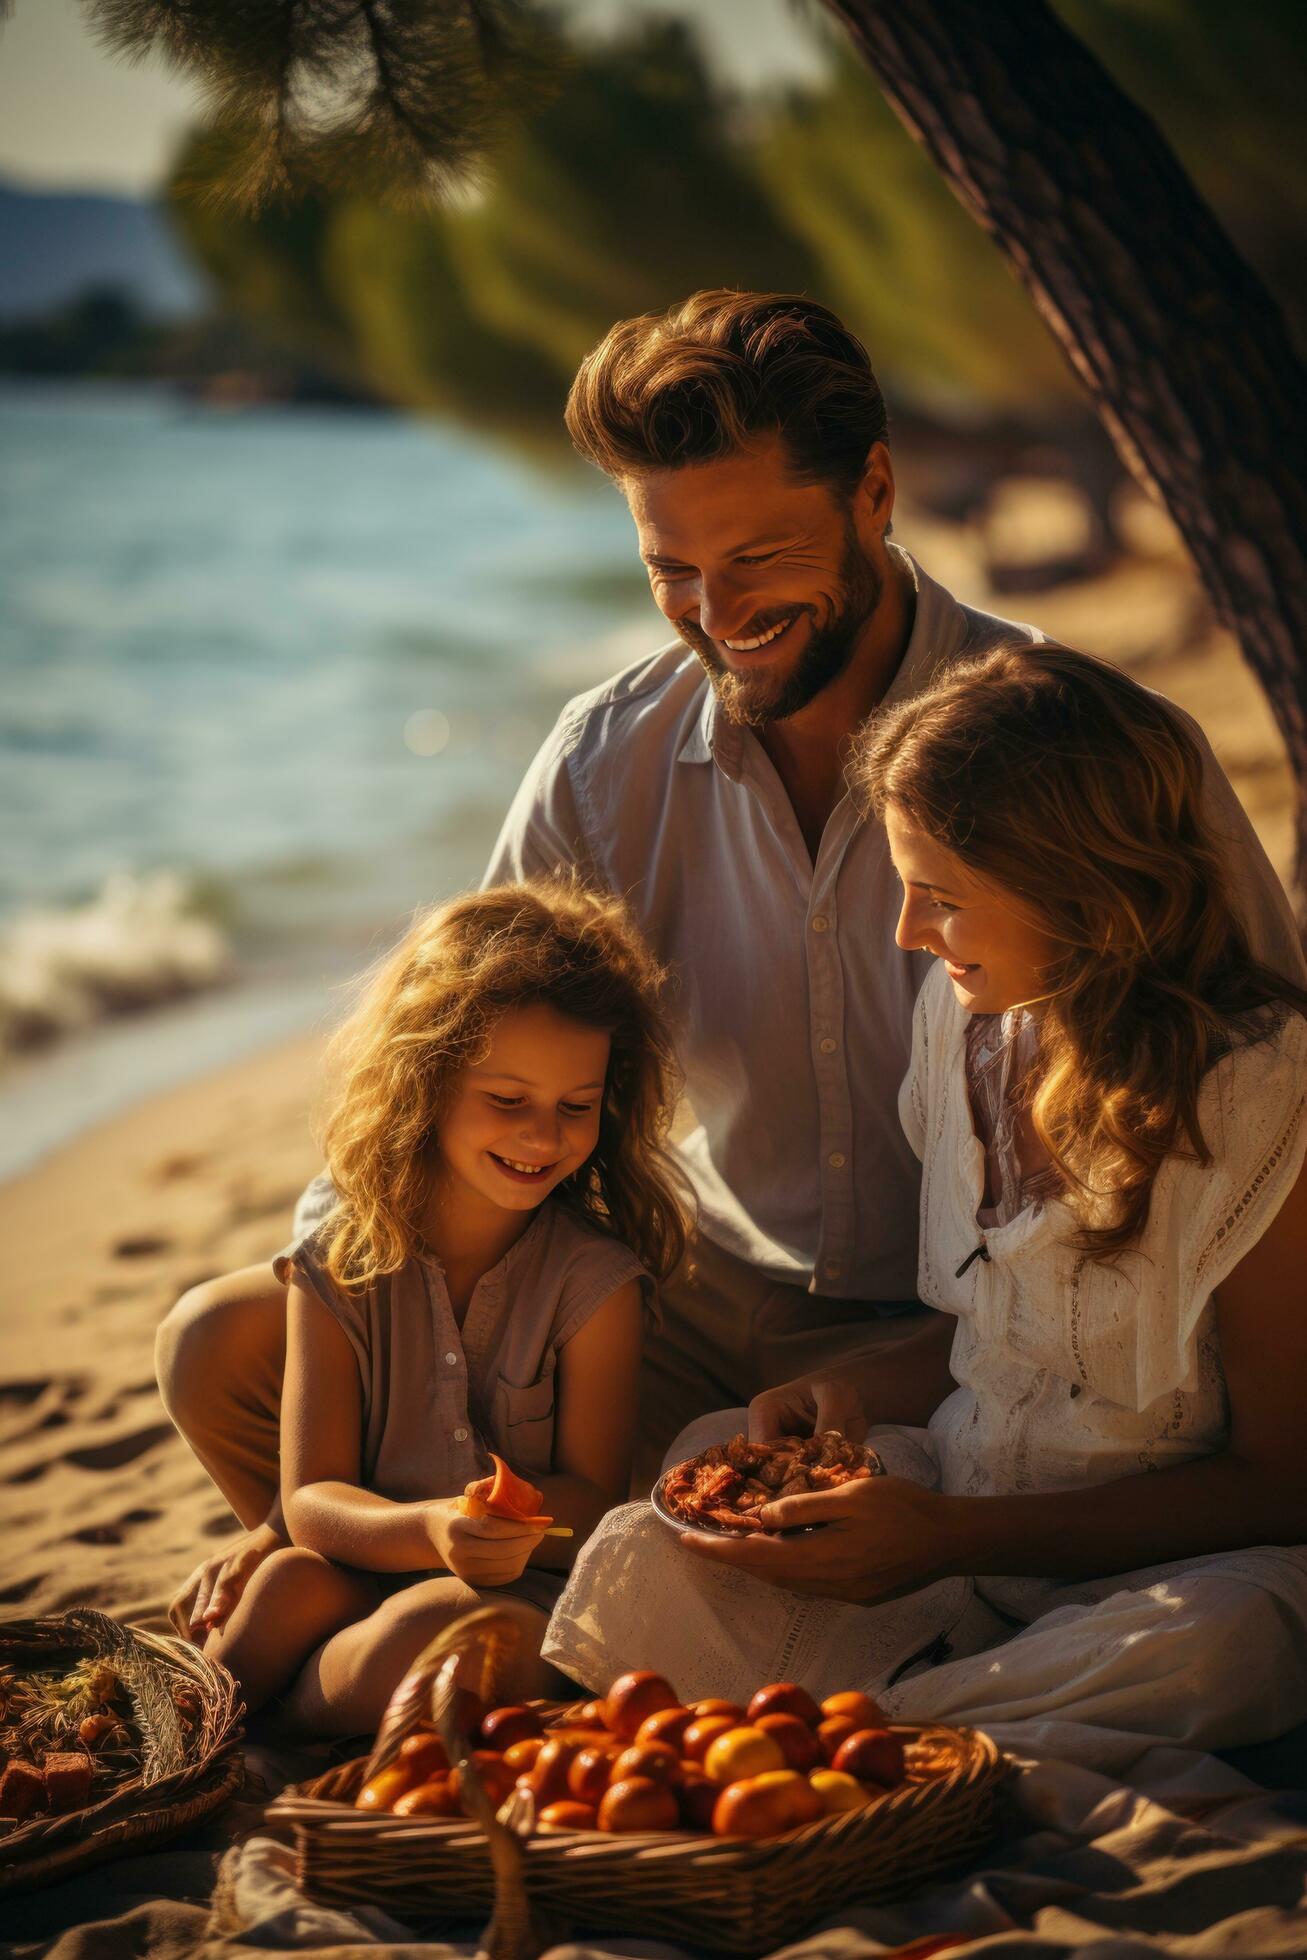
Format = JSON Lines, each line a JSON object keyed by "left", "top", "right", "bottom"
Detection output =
{"left": 320, "top": 881, "right": 689, "bottom": 1290}
{"left": 857, "top": 643, "right": 1307, "bottom": 1260}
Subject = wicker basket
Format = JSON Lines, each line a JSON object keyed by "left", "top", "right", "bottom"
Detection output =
{"left": 0, "top": 1609, "right": 245, "bottom": 1894}
{"left": 270, "top": 1714, "right": 1005, "bottom": 1954}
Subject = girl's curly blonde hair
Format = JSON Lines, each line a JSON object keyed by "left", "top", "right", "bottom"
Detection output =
{"left": 319, "top": 881, "right": 689, "bottom": 1289}
{"left": 856, "top": 642, "right": 1307, "bottom": 1261}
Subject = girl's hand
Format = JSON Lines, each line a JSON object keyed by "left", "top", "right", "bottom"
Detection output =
{"left": 424, "top": 1498, "right": 546, "bottom": 1586}
{"left": 680, "top": 1476, "right": 962, "bottom": 1605}
{"left": 748, "top": 1372, "right": 867, "bottom": 1445}
{"left": 169, "top": 1519, "right": 288, "bottom": 1641}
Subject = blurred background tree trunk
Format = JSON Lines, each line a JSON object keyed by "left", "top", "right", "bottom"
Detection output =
{"left": 824, "top": 0, "right": 1307, "bottom": 921}
{"left": 822, "top": 0, "right": 1307, "bottom": 917}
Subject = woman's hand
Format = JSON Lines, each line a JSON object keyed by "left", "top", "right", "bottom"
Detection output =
{"left": 748, "top": 1371, "right": 867, "bottom": 1445}
{"left": 424, "top": 1498, "right": 546, "bottom": 1586}
{"left": 169, "top": 1519, "right": 287, "bottom": 1641}
{"left": 679, "top": 1476, "right": 962, "bottom": 1605}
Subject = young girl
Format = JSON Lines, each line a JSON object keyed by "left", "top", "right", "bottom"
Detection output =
{"left": 200, "top": 880, "right": 686, "bottom": 1732}
{"left": 546, "top": 645, "right": 1307, "bottom": 1767}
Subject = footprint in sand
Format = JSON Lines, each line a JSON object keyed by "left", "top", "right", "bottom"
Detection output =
{"left": 60, "top": 1423, "right": 174, "bottom": 1473}
{"left": 110, "top": 1233, "right": 174, "bottom": 1259}
{"left": 65, "top": 1503, "right": 164, "bottom": 1548}
{"left": 0, "top": 1378, "right": 91, "bottom": 1448}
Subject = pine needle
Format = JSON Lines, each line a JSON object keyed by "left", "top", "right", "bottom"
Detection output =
{"left": 81, "top": 0, "right": 566, "bottom": 211}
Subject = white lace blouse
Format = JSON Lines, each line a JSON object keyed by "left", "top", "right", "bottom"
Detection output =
{"left": 900, "top": 960, "right": 1307, "bottom": 1502}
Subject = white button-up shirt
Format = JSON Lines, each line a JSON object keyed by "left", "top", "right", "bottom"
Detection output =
{"left": 486, "top": 548, "right": 1303, "bottom": 1299}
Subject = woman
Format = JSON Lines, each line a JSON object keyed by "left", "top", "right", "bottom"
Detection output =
{"left": 544, "top": 645, "right": 1307, "bottom": 1771}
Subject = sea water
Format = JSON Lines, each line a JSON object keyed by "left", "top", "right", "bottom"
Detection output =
{"left": 0, "top": 383, "right": 663, "bottom": 1174}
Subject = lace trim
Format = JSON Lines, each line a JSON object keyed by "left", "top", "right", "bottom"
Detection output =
{"left": 1193, "top": 1096, "right": 1305, "bottom": 1290}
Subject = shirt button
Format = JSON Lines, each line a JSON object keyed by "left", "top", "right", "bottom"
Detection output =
{"left": 824, "top": 1260, "right": 842, "bottom": 1279}
{"left": 444, "top": 1352, "right": 458, "bottom": 1366}
{"left": 453, "top": 1427, "right": 469, "bottom": 1442}
{"left": 819, "top": 1037, "right": 837, "bottom": 1054}
{"left": 827, "top": 1151, "right": 846, "bottom": 1169}
{"left": 811, "top": 915, "right": 830, "bottom": 933}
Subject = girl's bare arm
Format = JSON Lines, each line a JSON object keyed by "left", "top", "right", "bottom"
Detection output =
{"left": 281, "top": 1283, "right": 536, "bottom": 1581}
{"left": 526, "top": 1277, "right": 644, "bottom": 1568}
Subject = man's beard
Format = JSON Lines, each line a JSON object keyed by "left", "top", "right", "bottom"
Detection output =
{"left": 675, "top": 520, "right": 883, "bottom": 728}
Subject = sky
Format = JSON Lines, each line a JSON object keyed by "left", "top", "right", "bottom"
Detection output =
{"left": 0, "top": 0, "right": 826, "bottom": 198}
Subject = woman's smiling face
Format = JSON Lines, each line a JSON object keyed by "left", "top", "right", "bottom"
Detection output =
{"left": 885, "top": 804, "right": 1061, "bottom": 1015}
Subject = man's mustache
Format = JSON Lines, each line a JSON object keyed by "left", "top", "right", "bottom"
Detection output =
{"left": 677, "top": 606, "right": 807, "bottom": 654}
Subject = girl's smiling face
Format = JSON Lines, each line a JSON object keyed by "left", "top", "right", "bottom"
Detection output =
{"left": 886, "top": 804, "right": 1061, "bottom": 1015}
{"left": 435, "top": 1001, "right": 610, "bottom": 1215}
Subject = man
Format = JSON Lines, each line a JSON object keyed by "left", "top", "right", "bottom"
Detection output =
{"left": 159, "top": 289, "right": 1302, "bottom": 1632}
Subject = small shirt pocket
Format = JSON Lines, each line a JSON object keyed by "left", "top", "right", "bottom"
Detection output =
{"left": 491, "top": 1368, "right": 557, "bottom": 1475}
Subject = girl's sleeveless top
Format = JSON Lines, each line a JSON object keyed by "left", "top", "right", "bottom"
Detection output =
{"left": 274, "top": 1200, "right": 651, "bottom": 1503}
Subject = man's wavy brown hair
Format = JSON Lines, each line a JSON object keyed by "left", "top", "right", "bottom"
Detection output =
{"left": 856, "top": 643, "right": 1307, "bottom": 1260}
{"left": 319, "top": 882, "right": 689, "bottom": 1290}
{"left": 565, "top": 288, "right": 888, "bottom": 494}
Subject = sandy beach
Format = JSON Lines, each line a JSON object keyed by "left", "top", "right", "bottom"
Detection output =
{"left": 0, "top": 491, "right": 1297, "bottom": 1639}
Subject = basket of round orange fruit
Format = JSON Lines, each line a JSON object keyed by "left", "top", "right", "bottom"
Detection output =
{"left": 269, "top": 1632, "right": 1005, "bottom": 1953}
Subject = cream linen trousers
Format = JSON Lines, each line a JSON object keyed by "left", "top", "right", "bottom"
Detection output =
{"left": 542, "top": 1411, "right": 1307, "bottom": 1780}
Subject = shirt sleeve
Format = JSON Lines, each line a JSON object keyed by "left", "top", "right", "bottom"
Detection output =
{"left": 551, "top": 1235, "right": 657, "bottom": 1351}
{"left": 483, "top": 710, "right": 595, "bottom": 888}
{"left": 273, "top": 1222, "right": 371, "bottom": 1368}
{"left": 1134, "top": 1010, "right": 1307, "bottom": 1408}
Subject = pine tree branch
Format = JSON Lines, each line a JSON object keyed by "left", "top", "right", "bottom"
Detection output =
{"left": 82, "top": 0, "right": 563, "bottom": 209}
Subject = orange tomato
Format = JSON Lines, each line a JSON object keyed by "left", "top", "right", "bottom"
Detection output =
{"left": 831, "top": 1728, "right": 905, "bottom": 1788}
{"left": 816, "top": 1714, "right": 859, "bottom": 1763}
{"left": 392, "top": 1776, "right": 461, "bottom": 1818}
{"left": 808, "top": 1768, "right": 869, "bottom": 1815}
{"left": 611, "top": 1741, "right": 681, "bottom": 1787}
{"left": 450, "top": 1751, "right": 515, "bottom": 1811}
{"left": 597, "top": 1775, "right": 680, "bottom": 1833}
{"left": 355, "top": 1764, "right": 415, "bottom": 1812}
{"left": 398, "top": 1732, "right": 449, "bottom": 1781}
{"left": 526, "top": 1735, "right": 586, "bottom": 1803}
{"left": 478, "top": 1705, "right": 543, "bottom": 1751}
{"left": 503, "top": 1736, "right": 545, "bottom": 1775}
{"left": 713, "top": 1769, "right": 823, "bottom": 1837}
{"left": 754, "top": 1711, "right": 821, "bottom": 1772}
{"left": 703, "top": 1726, "right": 786, "bottom": 1786}
{"left": 819, "top": 1690, "right": 886, "bottom": 1729}
{"left": 636, "top": 1705, "right": 695, "bottom": 1754}
{"left": 681, "top": 1714, "right": 737, "bottom": 1762}
{"left": 568, "top": 1744, "right": 617, "bottom": 1805}
{"left": 538, "top": 1799, "right": 598, "bottom": 1832}
{"left": 604, "top": 1670, "right": 679, "bottom": 1741}
{"left": 746, "top": 1682, "right": 822, "bottom": 1727}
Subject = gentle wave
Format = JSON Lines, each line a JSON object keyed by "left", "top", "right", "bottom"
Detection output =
{"left": 0, "top": 870, "right": 234, "bottom": 1056}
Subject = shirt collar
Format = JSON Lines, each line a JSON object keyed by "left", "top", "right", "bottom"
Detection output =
{"left": 675, "top": 684, "right": 744, "bottom": 778}
{"left": 672, "top": 544, "right": 967, "bottom": 779}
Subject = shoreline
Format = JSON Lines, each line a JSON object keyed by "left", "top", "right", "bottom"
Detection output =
{"left": 0, "top": 1027, "right": 323, "bottom": 1627}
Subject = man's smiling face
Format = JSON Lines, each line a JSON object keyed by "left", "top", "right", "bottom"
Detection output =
{"left": 625, "top": 435, "right": 887, "bottom": 727}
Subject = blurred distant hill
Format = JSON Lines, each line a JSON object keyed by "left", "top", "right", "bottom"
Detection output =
{"left": 0, "top": 180, "right": 207, "bottom": 321}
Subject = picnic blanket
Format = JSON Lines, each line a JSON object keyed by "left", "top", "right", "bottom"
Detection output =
{"left": 7, "top": 1734, "right": 1305, "bottom": 1959}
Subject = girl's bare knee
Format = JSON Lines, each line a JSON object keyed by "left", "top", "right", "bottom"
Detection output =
{"left": 155, "top": 1265, "right": 284, "bottom": 1423}
{"left": 372, "top": 1575, "right": 480, "bottom": 1636}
